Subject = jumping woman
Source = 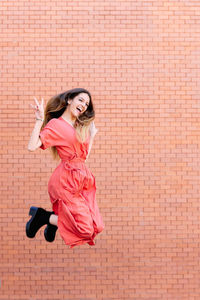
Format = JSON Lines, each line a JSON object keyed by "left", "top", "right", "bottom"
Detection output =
{"left": 26, "top": 88, "right": 104, "bottom": 248}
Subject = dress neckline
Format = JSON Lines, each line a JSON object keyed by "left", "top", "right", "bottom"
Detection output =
{"left": 60, "top": 117, "right": 75, "bottom": 129}
{"left": 59, "top": 117, "right": 90, "bottom": 145}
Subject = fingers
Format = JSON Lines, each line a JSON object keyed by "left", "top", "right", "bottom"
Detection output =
{"left": 90, "top": 121, "right": 95, "bottom": 128}
{"left": 30, "top": 103, "right": 39, "bottom": 111}
{"left": 33, "top": 97, "right": 44, "bottom": 107}
{"left": 33, "top": 97, "right": 39, "bottom": 106}
{"left": 31, "top": 97, "right": 44, "bottom": 112}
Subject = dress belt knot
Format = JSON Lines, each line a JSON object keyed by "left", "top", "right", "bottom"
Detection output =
{"left": 61, "top": 156, "right": 85, "bottom": 195}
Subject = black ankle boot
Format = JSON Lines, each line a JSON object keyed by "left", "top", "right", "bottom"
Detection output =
{"left": 26, "top": 206, "right": 54, "bottom": 238}
{"left": 44, "top": 223, "right": 58, "bottom": 242}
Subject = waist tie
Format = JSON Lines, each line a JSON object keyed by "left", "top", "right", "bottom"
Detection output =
{"left": 61, "top": 156, "right": 86, "bottom": 195}
{"left": 61, "top": 155, "right": 85, "bottom": 170}
{"left": 61, "top": 154, "right": 85, "bottom": 163}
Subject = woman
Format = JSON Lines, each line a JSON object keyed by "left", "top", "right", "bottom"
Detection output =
{"left": 26, "top": 88, "right": 104, "bottom": 248}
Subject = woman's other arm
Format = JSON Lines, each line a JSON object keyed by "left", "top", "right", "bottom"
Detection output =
{"left": 86, "top": 121, "right": 98, "bottom": 160}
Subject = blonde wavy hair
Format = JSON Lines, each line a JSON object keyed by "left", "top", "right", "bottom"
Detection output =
{"left": 41, "top": 88, "right": 95, "bottom": 159}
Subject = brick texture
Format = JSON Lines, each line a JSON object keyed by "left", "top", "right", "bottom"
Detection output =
{"left": 1, "top": 0, "right": 200, "bottom": 299}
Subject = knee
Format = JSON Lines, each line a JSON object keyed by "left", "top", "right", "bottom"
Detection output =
{"left": 96, "top": 224, "right": 104, "bottom": 234}
{"left": 83, "top": 227, "right": 95, "bottom": 239}
{"left": 78, "top": 226, "right": 94, "bottom": 239}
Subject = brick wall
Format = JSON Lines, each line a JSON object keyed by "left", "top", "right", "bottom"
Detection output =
{"left": 1, "top": 1, "right": 200, "bottom": 299}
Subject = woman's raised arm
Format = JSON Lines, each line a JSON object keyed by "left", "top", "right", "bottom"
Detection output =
{"left": 28, "top": 97, "right": 44, "bottom": 151}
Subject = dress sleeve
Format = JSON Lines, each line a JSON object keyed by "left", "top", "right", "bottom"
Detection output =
{"left": 39, "top": 118, "right": 61, "bottom": 150}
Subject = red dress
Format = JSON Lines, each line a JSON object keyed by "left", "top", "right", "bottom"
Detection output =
{"left": 39, "top": 117, "right": 104, "bottom": 248}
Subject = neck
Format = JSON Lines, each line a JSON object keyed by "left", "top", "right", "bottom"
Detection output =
{"left": 61, "top": 109, "right": 76, "bottom": 125}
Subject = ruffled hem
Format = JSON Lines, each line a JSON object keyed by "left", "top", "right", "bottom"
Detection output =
{"left": 53, "top": 199, "right": 100, "bottom": 248}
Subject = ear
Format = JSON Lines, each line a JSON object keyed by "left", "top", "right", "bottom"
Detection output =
{"left": 68, "top": 99, "right": 72, "bottom": 105}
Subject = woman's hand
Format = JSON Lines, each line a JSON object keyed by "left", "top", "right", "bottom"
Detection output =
{"left": 86, "top": 121, "right": 98, "bottom": 161}
{"left": 30, "top": 97, "right": 44, "bottom": 121}
{"left": 89, "top": 121, "right": 98, "bottom": 138}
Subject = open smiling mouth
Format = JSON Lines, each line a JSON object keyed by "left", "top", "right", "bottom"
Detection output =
{"left": 76, "top": 107, "right": 83, "bottom": 113}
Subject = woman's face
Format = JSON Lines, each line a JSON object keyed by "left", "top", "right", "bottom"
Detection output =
{"left": 68, "top": 93, "right": 90, "bottom": 119}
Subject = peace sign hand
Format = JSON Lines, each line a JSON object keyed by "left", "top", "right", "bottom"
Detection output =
{"left": 30, "top": 97, "right": 44, "bottom": 121}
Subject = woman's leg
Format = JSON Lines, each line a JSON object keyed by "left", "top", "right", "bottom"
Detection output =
{"left": 49, "top": 214, "right": 58, "bottom": 226}
{"left": 44, "top": 214, "right": 58, "bottom": 242}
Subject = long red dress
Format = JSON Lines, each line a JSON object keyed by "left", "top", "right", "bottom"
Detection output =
{"left": 39, "top": 117, "right": 104, "bottom": 248}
